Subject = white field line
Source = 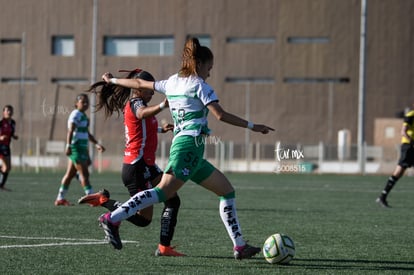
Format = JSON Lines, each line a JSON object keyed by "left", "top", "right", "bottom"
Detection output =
{"left": 0, "top": 235, "right": 138, "bottom": 249}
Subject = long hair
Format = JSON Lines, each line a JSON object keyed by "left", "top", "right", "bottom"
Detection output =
{"left": 180, "top": 37, "right": 213, "bottom": 77}
{"left": 86, "top": 69, "right": 155, "bottom": 118}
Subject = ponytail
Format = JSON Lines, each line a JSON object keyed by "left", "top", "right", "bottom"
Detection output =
{"left": 180, "top": 37, "right": 213, "bottom": 77}
{"left": 86, "top": 81, "right": 128, "bottom": 118}
{"left": 86, "top": 69, "right": 155, "bottom": 119}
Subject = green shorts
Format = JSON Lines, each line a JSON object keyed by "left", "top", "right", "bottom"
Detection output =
{"left": 164, "top": 135, "right": 215, "bottom": 183}
{"left": 68, "top": 144, "right": 90, "bottom": 165}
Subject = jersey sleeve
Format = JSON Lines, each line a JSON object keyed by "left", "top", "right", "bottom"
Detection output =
{"left": 130, "top": 98, "right": 146, "bottom": 117}
{"left": 154, "top": 80, "right": 167, "bottom": 95}
{"left": 198, "top": 82, "right": 219, "bottom": 106}
{"left": 67, "top": 110, "right": 78, "bottom": 129}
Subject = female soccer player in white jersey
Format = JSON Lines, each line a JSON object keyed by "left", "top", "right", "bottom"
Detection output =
{"left": 54, "top": 94, "right": 105, "bottom": 206}
{"left": 81, "top": 69, "right": 184, "bottom": 256}
{"left": 98, "top": 37, "right": 274, "bottom": 260}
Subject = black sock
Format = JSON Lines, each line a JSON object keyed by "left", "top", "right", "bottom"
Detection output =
{"left": 160, "top": 195, "right": 180, "bottom": 247}
{"left": 0, "top": 172, "right": 9, "bottom": 187}
{"left": 101, "top": 199, "right": 121, "bottom": 211}
{"left": 381, "top": 175, "right": 398, "bottom": 198}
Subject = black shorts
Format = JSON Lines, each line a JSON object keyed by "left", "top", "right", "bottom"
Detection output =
{"left": 0, "top": 144, "right": 10, "bottom": 158}
{"left": 121, "top": 158, "right": 163, "bottom": 196}
{"left": 398, "top": 143, "right": 414, "bottom": 168}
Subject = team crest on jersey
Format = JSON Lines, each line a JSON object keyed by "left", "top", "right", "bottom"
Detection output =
{"left": 181, "top": 167, "right": 190, "bottom": 176}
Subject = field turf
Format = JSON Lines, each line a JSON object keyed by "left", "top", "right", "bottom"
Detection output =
{"left": 0, "top": 171, "right": 413, "bottom": 274}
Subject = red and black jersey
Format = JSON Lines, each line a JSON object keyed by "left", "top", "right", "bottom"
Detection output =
{"left": 0, "top": 118, "right": 16, "bottom": 146}
{"left": 123, "top": 98, "right": 158, "bottom": 165}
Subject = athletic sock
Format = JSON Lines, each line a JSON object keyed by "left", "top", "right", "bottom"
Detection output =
{"left": 102, "top": 199, "right": 152, "bottom": 227}
{"left": 83, "top": 185, "right": 93, "bottom": 195}
{"left": 102, "top": 199, "right": 121, "bottom": 211}
{"left": 101, "top": 199, "right": 151, "bottom": 227}
{"left": 56, "top": 184, "right": 69, "bottom": 200}
{"left": 219, "top": 192, "right": 245, "bottom": 248}
{"left": 381, "top": 175, "right": 398, "bottom": 198}
{"left": 109, "top": 187, "right": 164, "bottom": 223}
{"left": 160, "top": 195, "right": 180, "bottom": 246}
{"left": 0, "top": 172, "right": 9, "bottom": 187}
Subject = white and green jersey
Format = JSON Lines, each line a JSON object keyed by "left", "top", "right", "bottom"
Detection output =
{"left": 155, "top": 73, "right": 219, "bottom": 141}
{"left": 67, "top": 109, "right": 89, "bottom": 148}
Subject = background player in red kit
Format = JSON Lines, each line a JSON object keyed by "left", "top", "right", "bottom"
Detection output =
{"left": 0, "top": 105, "right": 18, "bottom": 191}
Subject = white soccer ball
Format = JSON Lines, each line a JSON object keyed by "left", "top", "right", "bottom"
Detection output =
{"left": 262, "top": 233, "right": 295, "bottom": 264}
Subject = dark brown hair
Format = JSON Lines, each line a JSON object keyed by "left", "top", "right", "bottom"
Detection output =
{"left": 86, "top": 69, "right": 155, "bottom": 118}
{"left": 3, "top": 105, "right": 13, "bottom": 112}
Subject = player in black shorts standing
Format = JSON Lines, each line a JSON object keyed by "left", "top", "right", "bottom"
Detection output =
{"left": 0, "top": 105, "right": 18, "bottom": 191}
{"left": 376, "top": 107, "right": 414, "bottom": 207}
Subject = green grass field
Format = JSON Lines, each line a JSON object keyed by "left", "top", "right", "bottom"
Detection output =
{"left": 1, "top": 171, "right": 414, "bottom": 274}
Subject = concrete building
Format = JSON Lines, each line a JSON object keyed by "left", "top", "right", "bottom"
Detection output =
{"left": 0, "top": 0, "right": 413, "bottom": 166}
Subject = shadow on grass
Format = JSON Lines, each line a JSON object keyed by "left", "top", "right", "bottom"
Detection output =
{"left": 293, "top": 258, "right": 414, "bottom": 272}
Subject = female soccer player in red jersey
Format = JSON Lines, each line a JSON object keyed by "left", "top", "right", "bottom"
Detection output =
{"left": 0, "top": 105, "right": 18, "bottom": 191}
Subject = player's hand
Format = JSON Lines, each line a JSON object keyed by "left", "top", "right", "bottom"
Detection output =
{"left": 102, "top": 72, "right": 114, "bottom": 83}
{"left": 163, "top": 98, "right": 169, "bottom": 108}
{"left": 12, "top": 135, "right": 18, "bottom": 140}
{"left": 95, "top": 143, "right": 106, "bottom": 152}
{"left": 161, "top": 123, "right": 174, "bottom": 133}
{"left": 251, "top": 124, "right": 275, "bottom": 134}
{"left": 65, "top": 147, "right": 72, "bottom": 156}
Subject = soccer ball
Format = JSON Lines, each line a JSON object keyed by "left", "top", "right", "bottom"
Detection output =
{"left": 262, "top": 233, "right": 295, "bottom": 264}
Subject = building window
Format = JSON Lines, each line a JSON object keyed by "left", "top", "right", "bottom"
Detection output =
{"left": 283, "top": 77, "right": 350, "bottom": 83}
{"left": 52, "top": 36, "right": 75, "bottom": 56}
{"left": 225, "top": 77, "right": 275, "bottom": 84}
{"left": 0, "top": 38, "right": 22, "bottom": 44}
{"left": 51, "top": 77, "right": 89, "bottom": 84}
{"left": 287, "top": 37, "right": 330, "bottom": 44}
{"left": 1, "top": 77, "right": 38, "bottom": 84}
{"left": 226, "top": 37, "right": 275, "bottom": 44}
{"left": 104, "top": 36, "right": 174, "bottom": 56}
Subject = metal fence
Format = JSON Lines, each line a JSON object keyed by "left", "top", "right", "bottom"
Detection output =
{"left": 8, "top": 138, "right": 400, "bottom": 175}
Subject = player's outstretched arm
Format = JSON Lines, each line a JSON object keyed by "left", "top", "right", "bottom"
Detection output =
{"left": 207, "top": 101, "right": 274, "bottom": 134}
{"left": 102, "top": 72, "right": 154, "bottom": 91}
